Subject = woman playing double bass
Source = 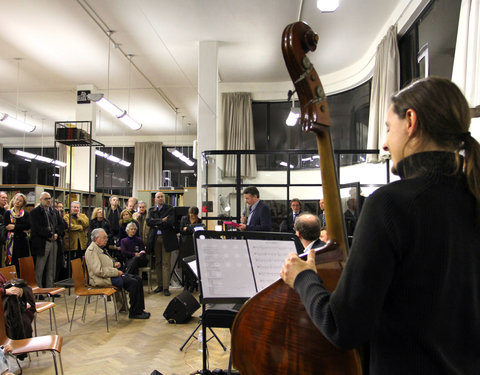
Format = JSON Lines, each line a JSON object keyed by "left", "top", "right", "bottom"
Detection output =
{"left": 281, "top": 77, "right": 480, "bottom": 374}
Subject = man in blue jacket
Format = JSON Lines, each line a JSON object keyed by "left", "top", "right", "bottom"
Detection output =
{"left": 239, "top": 186, "right": 272, "bottom": 232}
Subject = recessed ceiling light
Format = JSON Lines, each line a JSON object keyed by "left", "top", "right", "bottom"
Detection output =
{"left": 317, "top": 0, "right": 340, "bottom": 12}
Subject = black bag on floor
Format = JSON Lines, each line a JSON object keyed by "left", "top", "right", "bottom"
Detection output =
{"left": 163, "top": 290, "right": 200, "bottom": 324}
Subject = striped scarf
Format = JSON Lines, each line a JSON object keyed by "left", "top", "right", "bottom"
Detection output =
{"left": 5, "top": 208, "right": 24, "bottom": 265}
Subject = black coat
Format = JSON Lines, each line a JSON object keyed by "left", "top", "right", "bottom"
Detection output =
{"left": 29, "top": 205, "right": 63, "bottom": 257}
{"left": 146, "top": 204, "right": 179, "bottom": 253}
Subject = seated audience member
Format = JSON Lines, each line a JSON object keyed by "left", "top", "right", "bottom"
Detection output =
{"left": 294, "top": 214, "right": 325, "bottom": 253}
{"left": 120, "top": 222, "right": 148, "bottom": 275}
{"left": 320, "top": 226, "right": 328, "bottom": 243}
{"left": 85, "top": 228, "right": 150, "bottom": 320}
{"left": 279, "top": 198, "right": 302, "bottom": 233}
{"left": 89, "top": 207, "right": 112, "bottom": 246}
{"left": 118, "top": 209, "right": 139, "bottom": 241}
{"left": 179, "top": 206, "right": 202, "bottom": 258}
{"left": 0, "top": 272, "right": 35, "bottom": 340}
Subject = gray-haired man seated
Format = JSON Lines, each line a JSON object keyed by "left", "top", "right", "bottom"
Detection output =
{"left": 85, "top": 228, "right": 150, "bottom": 319}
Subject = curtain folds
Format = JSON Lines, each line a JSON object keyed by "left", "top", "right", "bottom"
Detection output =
{"left": 452, "top": 0, "right": 480, "bottom": 140}
{"left": 366, "top": 25, "right": 400, "bottom": 162}
{"left": 223, "top": 92, "right": 257, "bottom": 178}
{"left": 57, "top": 144, "right": 67, "bottom": 188}
{"left": 132, "top": 142, "right": 163, "bottom": 196}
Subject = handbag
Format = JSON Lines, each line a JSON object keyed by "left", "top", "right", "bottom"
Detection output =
{"left": 0, "top": 347, "right": 22, "bottom": 375}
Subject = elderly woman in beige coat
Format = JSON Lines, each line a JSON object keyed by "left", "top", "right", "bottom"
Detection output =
{"left": 85, "top": 228, "right": 149, "bottom": 319}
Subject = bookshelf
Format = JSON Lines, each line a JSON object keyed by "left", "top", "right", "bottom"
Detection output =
{"left": 137, "top": 188, "right": 197, "bottom": 209}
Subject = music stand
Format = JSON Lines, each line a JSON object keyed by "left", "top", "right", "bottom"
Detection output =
{"left": 179, "top": 255, "right": 229, "bottom": 353}
{"left": 192, "top": 230, "right": 302, "bottom": 374}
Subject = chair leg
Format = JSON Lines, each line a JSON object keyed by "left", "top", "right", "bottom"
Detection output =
{"left": 51, "top": 350, "right": 64, "bottom": 375}
{"left": 63, "top": 290, "right": 70, "bottom": 323}
{"left": 51, "top": 306, "right": 58, "bottom": 334}
{"left": 82, "top": 297, "right": 88, "bottom": 322}
{"left": 103, "top": 295, "right": 109, "bottom": 333}
{"left": 69, "top": 297, "right": 79, "bottom": 332}
{"left": 112, "top": 293, "right": 118, "bottom": 322}
{"left": 34, "top": 313, "right": 37, "bottom": 337}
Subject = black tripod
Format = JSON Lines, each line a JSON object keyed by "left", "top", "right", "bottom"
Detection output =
{"left": 179, "top": 304, "right": 227, "bottom": 352}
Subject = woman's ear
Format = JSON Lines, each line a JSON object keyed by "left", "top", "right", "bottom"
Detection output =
{"left": 405, "top": 109, "right": 418, "bottom": 136}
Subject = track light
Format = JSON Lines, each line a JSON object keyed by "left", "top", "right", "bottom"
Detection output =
{"left": 95, "top": 149, "right": 131, "bottom": 167}
{"left": 167, "top": 147, "right": 195, "bottom": 167}
{"left": 88, "top": 93, "right": 142, "bottom": 130}
{"left": 0, "top": 113, "right": 36, "bottom": 132}
{"left": 11, "top": 150, "right": 65, "bottom": 167}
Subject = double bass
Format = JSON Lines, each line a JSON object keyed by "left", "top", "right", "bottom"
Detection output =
{"left": 230, "top": 22, "right": 362, "bottom": 374}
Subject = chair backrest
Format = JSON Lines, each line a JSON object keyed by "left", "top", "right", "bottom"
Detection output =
{"left": 0, "top": 265, "right": 17, "bottom": 281}
{"left": 81, "top": 257, "right": 90, "bottom": 285}
{"left": 18, "top": 256, "right": 38, "bottom": 288}
{"left": 71, "top": 258, "right": 86, "bottom": 290}
{"left": 0, "top": 295, "right": 9, "bottom": 343}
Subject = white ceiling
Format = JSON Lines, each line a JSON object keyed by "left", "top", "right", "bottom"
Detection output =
{"left": 0, "top": 0, "right": 412, "bottom": 142}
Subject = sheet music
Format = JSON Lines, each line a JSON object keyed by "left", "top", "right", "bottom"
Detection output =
{"left": 196, "top": 238, "right": 257, "bottom": 299}
{"left": 247, "top": 240, "right": 296, "bottom": 291}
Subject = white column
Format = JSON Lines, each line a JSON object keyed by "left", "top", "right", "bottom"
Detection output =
{"left": 196, "top": 41, "right": 218, "bottom": 211}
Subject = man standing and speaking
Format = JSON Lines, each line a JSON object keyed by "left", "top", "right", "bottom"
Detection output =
{"left": 239, "top": 186, "right": 272, "bottom": 232}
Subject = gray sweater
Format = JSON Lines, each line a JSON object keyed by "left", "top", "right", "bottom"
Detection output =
{"left": 295, "top": 151, "right": 480, "bottom": 374}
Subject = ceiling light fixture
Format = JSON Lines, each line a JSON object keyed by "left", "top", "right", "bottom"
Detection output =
{"left": 167, "top": 148, "right": 195, "bottom": 167}
{"left": 0, "top": 161, "right": 8, "bottom": 167}
{"left": 317, "top": 0, "right": 340, "bottom": 12}
{"left": 95, "top": 149, "right": 131, "bottom": 167}
{"left": 0, "top": 113, "right": 36, "bottom": 132}
{"left": 11, "top": 150, "right": 66, "bottom": 166}
{"left": 286, "top": 90, "right": 300, "bottom": 126}
{"left": 87, "top": 93, "right": 142, "bottom": 130}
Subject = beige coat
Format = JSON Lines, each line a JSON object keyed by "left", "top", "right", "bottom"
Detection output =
{"left": 63, "top": 213, "right": 89, "bottom": 251}
{"left": 84, "top": 241, "right": 119, "bottom": 287}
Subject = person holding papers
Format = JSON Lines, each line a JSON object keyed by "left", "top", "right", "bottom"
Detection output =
{"left": 239, "top": 186, "right": 272, "bottom": 232}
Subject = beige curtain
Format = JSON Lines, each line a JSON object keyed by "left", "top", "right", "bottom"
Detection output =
{"left": 223, "top": 92, "right": 257, "bottom": 178}
{"left": 132, "top": 142, "right": 163, "bottom": 196}
{"left": 57, "top": 144, "right": 67, "bottom": 188}
{"left": 367, "top": 25, "right": 400, "bottom": 162}
{"left": 452, "top": 0, "right": 480, "bottom": 140}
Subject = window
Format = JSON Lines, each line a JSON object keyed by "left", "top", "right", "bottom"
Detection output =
{"left": 95, "top": 147, "right": 134, "bottom": 196}
{"left": 162, "top": 146, "right": 197, "bottom": 188}
{"left": 2, "top": 147, "right": 60, "bottom": 186}
{"left": 252, "top": 80, "right": 371, "bottom": 169}
{"left": 399, "top": 0, "right": 461, "bottom": 86}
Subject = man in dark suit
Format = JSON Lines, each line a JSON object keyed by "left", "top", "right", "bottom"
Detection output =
{"left": 279, "top": 198, "right": 302, "bottom": 233}
{"left": 294, "top": 213, "right": 325, "bottom": 253}
{"left": 239, "top": 186, "right": 272, "bottom": 232}
{"left": 30, "top": 192, "right": 64, "bottom": 288}
{"left": 146, "top": 191, "right": 178, "bottom": 296}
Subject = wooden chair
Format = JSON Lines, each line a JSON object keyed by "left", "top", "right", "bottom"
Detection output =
{"left": 81, "top": 257, "right": 129, "bottom": 313}
{"left": 0, "top": 265, "right": 58, "bottom": 335}
{"left": 0, "top": 294, "right": 63, "bottom": 374}
{"left": 18, "top": 256, "right": 70, "bottom": 322}
{"left": 69, "top": 258, "right": 118, "bottom": 333}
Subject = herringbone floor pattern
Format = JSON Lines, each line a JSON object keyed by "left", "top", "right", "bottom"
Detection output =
{"left": 20, "top": 287, "right": 232, "bottom": 374}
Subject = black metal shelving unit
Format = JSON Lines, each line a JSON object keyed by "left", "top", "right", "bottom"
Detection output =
{"left": 53, "top": 121, "right": 105, "bottom": 287}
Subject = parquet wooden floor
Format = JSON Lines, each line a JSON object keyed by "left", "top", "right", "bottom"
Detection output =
{"left": 20, "top": 287, "right": 233, "bottom": 375}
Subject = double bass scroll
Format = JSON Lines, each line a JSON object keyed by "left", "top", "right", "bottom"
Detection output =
{"left": 230, "top": 22, "right": 362, "bottom": 375}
